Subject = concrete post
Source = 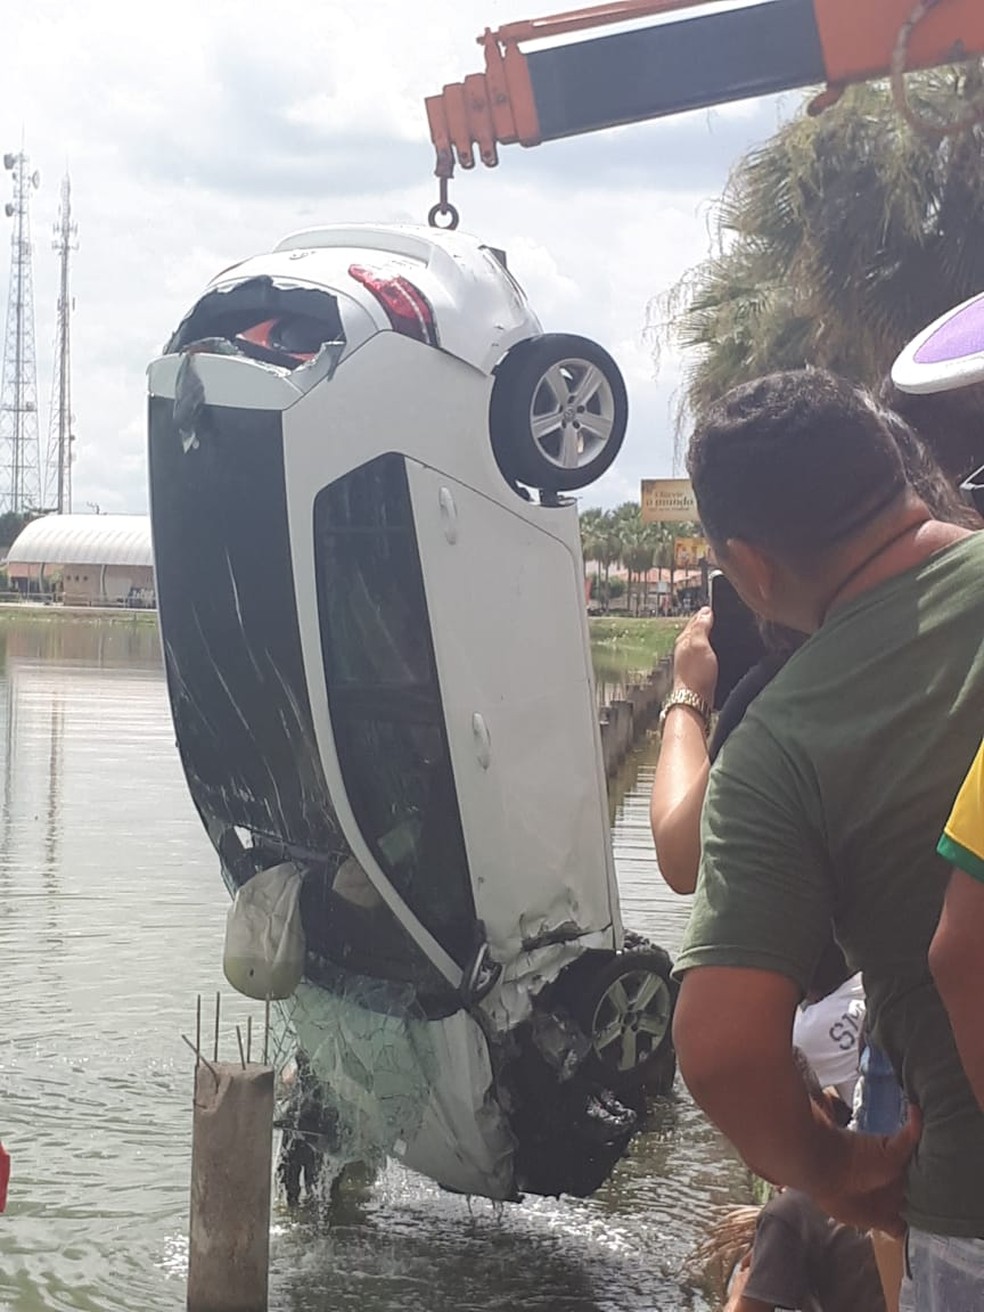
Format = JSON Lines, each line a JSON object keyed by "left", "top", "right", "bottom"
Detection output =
{"left": 188, "top": 1061, "right": 275, "bottom": 1312}
{"left": 597, "top": 658, "right": 676, "bottom": 779}
{"left": 610, "top": 699, "right": 634, "bottom": 767}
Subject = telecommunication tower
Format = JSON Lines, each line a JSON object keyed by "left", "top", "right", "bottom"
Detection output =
{"left": 0, "top": 151, "right": 42, "bottom": 515}
{"left": 44, "top": 175, "right": 77, "bottom": 514}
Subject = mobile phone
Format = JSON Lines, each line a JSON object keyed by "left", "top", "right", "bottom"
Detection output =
{"left": 708, "top": 570, "right": 766, "bottom": 711}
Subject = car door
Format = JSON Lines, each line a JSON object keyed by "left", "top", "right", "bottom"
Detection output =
{"left": 407, "top": 462, "right": 618, "bottom": 961}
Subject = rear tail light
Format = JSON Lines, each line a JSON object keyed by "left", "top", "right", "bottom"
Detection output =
{"left": 349, "top": 265, "right": 439, "bottom": 348}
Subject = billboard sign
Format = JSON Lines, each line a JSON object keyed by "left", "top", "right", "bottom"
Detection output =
{"left": 641, "top": 478, "right": 698, "bottom": 524}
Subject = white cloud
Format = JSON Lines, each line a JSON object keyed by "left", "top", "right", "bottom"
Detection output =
{"left": 1, "top": 0, "right": 796, "bottom": 514}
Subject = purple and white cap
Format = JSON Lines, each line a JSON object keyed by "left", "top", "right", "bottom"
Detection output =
{"left": 892, "top": 290, "right": 984, "bottom": 394}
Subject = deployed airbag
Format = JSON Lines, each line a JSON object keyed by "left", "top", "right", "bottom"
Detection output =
{"left": 224, "top": 862, "right": 307, "bottom": 1000}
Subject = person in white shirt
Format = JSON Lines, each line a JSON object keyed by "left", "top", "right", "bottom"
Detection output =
{"left": 793, "top": 972, "right": 866, "bottom": 1108}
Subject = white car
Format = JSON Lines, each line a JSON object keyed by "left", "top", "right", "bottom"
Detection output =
{"left": 147, "top": 224, "right": 676, "bottom": 1202}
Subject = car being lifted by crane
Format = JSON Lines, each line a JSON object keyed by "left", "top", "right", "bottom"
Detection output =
{"left": 148, "top": 0, "right": 984, "bottom": 1206}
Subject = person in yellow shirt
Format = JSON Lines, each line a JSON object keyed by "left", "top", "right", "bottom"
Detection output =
{"left": 931, "top": 740, "right": 984, "bottom": 1116}
{"left": 937, "top": 740, "right": 984, "bottom": 878}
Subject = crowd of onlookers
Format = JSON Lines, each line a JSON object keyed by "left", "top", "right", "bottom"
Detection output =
{"left": 649, "top": 300, "right": 984, "bottom": 1312}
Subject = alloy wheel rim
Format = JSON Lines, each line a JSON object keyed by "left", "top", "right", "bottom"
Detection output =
{"left": 528, "top": 359, "right": 616, "bottom": 470}
{"left": 591, "top": 969, "right": 671, "bottom": 1073}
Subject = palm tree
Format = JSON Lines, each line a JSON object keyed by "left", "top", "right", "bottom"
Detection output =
{"left": 579, "top": 507, "right": 623, "bottom": 610}
{"left": 609, "top": 503, "right": 664, "bottom": 614}
{"left": 579, "top": 507, "right": 606, "bottom": 598}
{"left": 607, "top": 503, "right": 640, "bottom": 613}
{"left": 652, "top": 531, "right": 674, "bottom": 614}
{"left": 650, "top": 67, "right": 984, "bottom": 445}
{"left": 594, "top": 510, "right": 625, "bottom": 612}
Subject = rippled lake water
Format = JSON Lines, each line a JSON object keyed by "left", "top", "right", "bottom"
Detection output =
{"left": 0, "top": 616, "right": 749, "bottom": 1311}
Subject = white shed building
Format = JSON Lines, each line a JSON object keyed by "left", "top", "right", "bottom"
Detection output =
{"left": 6, "top": 514, "right": 155, "bottom": 606}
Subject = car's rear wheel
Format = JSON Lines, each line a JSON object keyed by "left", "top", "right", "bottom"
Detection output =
{"left": 490, "top": 334, "right": 628, "bottom": 492}
{"left": 571, "top": 946, "right": 677, "bottom": 1094}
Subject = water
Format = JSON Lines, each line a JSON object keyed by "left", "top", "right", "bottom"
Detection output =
{"left": 0, "top": 618, "right": 749, "bottom": 1312}
{"left": 589, "top": 646, "right": 658, "bottom": 710}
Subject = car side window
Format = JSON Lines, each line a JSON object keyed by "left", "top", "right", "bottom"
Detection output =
{"left": 314, "top": 453, "right": 477, "bottom": 967}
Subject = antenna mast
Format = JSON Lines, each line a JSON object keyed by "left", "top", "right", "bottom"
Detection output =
{"left": 45, "top": 175, "right": 77, "bottom": 514}
{"left": 0, "top": 150, "right": 42, "bottom": 515}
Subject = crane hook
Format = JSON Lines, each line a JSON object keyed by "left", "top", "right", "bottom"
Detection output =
{"left": 428, "top": 176, "right": 460, "bottom": 230}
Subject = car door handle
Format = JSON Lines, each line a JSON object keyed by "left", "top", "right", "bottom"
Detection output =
{"left": 471, "top": 712, "right": 492, "bottom": 769}
{"left": 439, "top": 486, "right": 458, "bottom": 544}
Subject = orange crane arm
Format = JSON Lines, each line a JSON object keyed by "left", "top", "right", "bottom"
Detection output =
{"left": 425, "top": 0, "right": 984, "bottom": 182}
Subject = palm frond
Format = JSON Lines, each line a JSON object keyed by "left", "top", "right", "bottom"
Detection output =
{"left": 680, "top": 1205, "right": 761, "bottom": 1305}
{"left": 651, "top": 67, "right": 984, "bottom": 431}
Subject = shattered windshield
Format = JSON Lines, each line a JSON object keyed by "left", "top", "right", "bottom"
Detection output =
{"left": 149, "top": 400, "right": 461, "bottom": 1008}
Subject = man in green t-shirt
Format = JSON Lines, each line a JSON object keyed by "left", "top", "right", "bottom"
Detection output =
{"left": 670, "top": 370, "right": 984, "bottom": 1311}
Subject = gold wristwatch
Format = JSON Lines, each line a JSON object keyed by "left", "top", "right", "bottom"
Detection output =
{"left": 659, "top": 687, "right": 712, "bottom": 735}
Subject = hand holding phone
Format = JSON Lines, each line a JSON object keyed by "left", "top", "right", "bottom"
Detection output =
{"left": 708, "top": 570, "right": 766, "bottom": 711}
{"left": 672, "top": 608, "right": 719, "bottom": 709}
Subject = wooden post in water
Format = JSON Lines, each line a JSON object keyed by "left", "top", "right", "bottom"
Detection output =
{"left": 186, "top": 999, "right": 275, "bottom": 1312}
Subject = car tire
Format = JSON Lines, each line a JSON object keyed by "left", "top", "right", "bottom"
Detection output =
{"left": 570, "top": 945, "right": 677, "bottom": 1094}
{"left": 490, "top": 333, "right": 628, "bottom": 492}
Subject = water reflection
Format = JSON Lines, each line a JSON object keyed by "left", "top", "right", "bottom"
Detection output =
{"left": 0, "top": 618, "right": 747, "bottom": 1312}
{"left": 590, "top": 646, "right": 655, "bottom": 709}
{"left": 590, "top": 638, "right": 671, "bottom": 712}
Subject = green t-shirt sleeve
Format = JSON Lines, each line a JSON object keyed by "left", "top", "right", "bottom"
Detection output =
{"left": 675, "top": 716, "right": 835, "bottom": 992}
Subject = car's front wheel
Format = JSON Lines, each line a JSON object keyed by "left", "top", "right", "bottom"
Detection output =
{"left": 490, "top": 333, "right": 628, "bottom": 493}
{"left": 570, "top": 945, "right": 677, "bottom": 1095}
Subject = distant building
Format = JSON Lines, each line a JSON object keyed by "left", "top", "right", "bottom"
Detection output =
{"left": 5, "top": 514, "right": 155, "bottom": 607}
{"left": 585, "top": 560, "right": 705, "bottom": 613}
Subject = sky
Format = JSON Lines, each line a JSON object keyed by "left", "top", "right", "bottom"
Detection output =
{"left": 2, "top": 0, "right": 801, "bottom": 515}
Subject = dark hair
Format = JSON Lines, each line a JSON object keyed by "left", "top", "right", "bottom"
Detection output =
{"left": 880, "top": 376, "right": 984, "bottom": 484}
{"left": 878, "top": 407, "right": 982, "bottom": 530}
{"left": 728, "top": 404, "right": 978, "bottom": 660}
{"left": 687, "top": 370, "right": 906, "bottom": 561}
